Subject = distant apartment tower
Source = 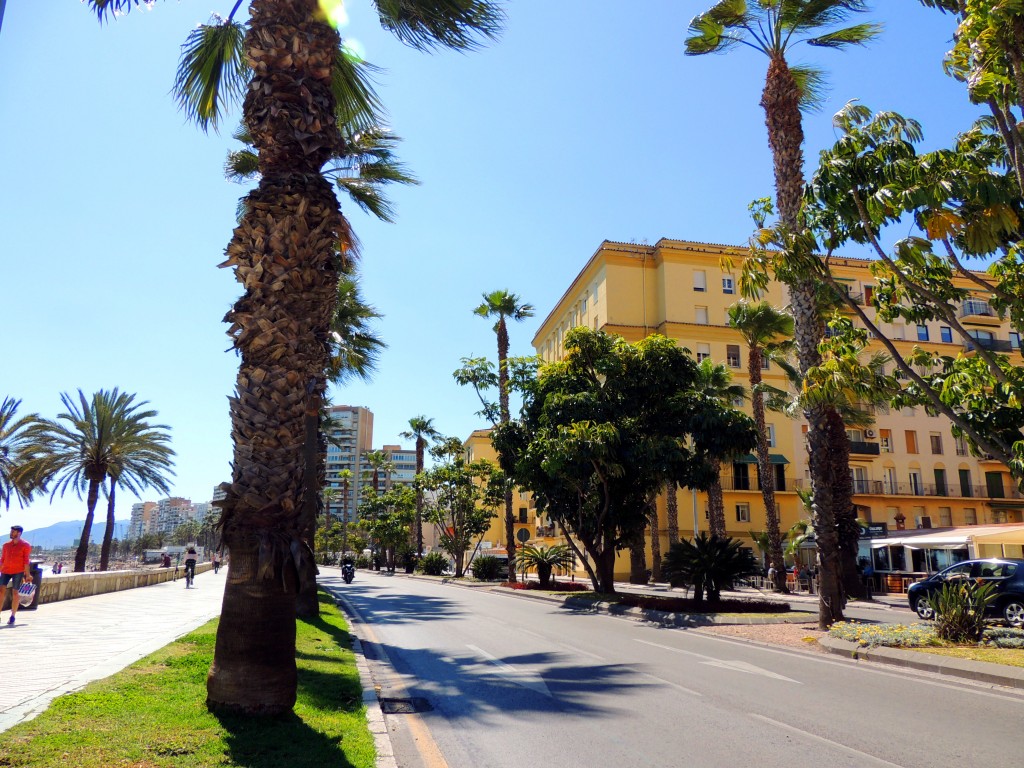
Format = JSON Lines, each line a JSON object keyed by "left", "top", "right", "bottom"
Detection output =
{"left": 382, "top": 444, "right": 417, "bottom": 489}
{"left": 154, "top": 496, "right": 193, "bottom": 535}
{"left": 192, "top": 502, "right": 211, "bottom": 523}
{"left": 128, "top": 501, "right": 158, "bottom": 539}
{"left": 325, "top": 405, "right": 374, "bottom": 522}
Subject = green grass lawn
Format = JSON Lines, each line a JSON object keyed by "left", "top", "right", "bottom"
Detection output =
{"left": 0, "top": 592, "right": 375, "bottom": 768}
{"left": 912, "top": 646, "right": 1024, "bottom": 668}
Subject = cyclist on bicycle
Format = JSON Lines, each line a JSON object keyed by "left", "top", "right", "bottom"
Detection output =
{"left": 184, "top": 547, "right": 198, "bottom": 588}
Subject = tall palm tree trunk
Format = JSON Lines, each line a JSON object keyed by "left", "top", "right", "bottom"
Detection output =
{"left": 497, "top": 318, "right": 517, "bottom": 583}
{"left": 707, "top": 461, "right": 726, "bottom": 538}
{"left": 297, "top": 399, "right": 324, "bottom": 618}
{"left": 208, "top": 0, "right": 344, "bottom": 715}
{"left": 99, "top": 478, "right": 116, "bottom": 571}
{"left": 341, "top": 477, "right": 350, "bottom": 556}
{"left": 762, "top": 55, "right": 843, "bottom": 627}
{"left": 649, "top": 500, "right": 662, "bottom": 582}
{"left": 665, "top": 480, "right": 679, "bottom": 545}
{"left": 415, "top": 437, "right": 425, "bottom": 555}
{"left": 74, "top": 477, "right": 102, "bottom": 572}
{"left": 827, "top": 409, "right": 862, "bottom": 598}
{"left": 748, "top": 348, "right": 786, "bottom": 593}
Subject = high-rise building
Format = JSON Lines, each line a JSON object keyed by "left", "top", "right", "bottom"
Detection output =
{"left": 128, "top": 501, "right": 158, "bottom": 539}
{"left": 325, "top": 405, "right": 374, "bottom": 522}
{"left": 153, "top": 497, "right": 193, "bottom": 535}
{"left": 382, "top": 444, "right": 417, "bottom": 489}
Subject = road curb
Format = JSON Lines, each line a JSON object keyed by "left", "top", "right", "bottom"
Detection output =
{"left": 328, "top": 590, "right": 399, "bottom": 768}
{"left": 819, "top": 636, "right": 1024, "bottom": 690}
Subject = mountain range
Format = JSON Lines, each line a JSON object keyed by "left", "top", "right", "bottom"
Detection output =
{"left": 19, "top": 519, "right": 131, "bottom": 550}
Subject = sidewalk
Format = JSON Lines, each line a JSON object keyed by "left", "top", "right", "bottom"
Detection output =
{"left": 0, "top": 568, "right": 225, "bottom": 733}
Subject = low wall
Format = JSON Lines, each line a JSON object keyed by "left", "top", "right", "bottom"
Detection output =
{"left": 33, "top": 562, "right": 214, "bottom": 605}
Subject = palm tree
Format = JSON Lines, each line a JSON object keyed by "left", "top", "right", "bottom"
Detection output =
{"left": 474, "top": 290, "right": 534, "bottom": 582}
{"left": 694, "top": 359, "right": 747, "bottom": 538}
{"left": 665, "top": 481, "right": 680, "bottom": 546}
{"left": 517, "top": 544, "right": 575, "bottom": 588}
{"left": 86, "top": 0, "right": 502, "bottom": 714}
{"left": 0, "top": 397, "right": 38, "bottom": 510}
{"left": 22, "top": 389, "right": 174, "bottom": 573}
{"left": 336, "top": 468, "right": 353, "bottom": 558}
{"left": 362, "top": 449, "right": 394, "bottom": 567}
{"left": 686, "top": 1, "right": 879, "bottom": 628}
{"left": 662, "top": 533, "right": 761, "bottom": 604}
{"left": 400, "top": 415, "right": 440, "bottom": 556}
{"left": 728, "top": 301, "right": 794, "bottom": 592}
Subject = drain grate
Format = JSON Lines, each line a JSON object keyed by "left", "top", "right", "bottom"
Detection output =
{"left": 379, "top": 697, "right": 433, "bottom": 714}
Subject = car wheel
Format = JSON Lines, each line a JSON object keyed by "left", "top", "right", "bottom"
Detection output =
{"left": 914, "top": 596, "right": 935, "bottom": 621}
{"left": 1003, "top": 600, "right": 1024, "bottom": 628}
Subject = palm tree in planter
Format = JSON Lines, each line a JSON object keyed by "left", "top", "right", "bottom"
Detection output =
{"left": 686, "top": 0, "right": 879, "bottom": 628}
{"left": 21, "top": 389, "right": 174, "bottom": 573}
{"left": 518, "top": 544, "right": 576, "bottom": 589}
{"left": 0, "top": 397, "right": 39, "bottom": 510}
{"left": 728, "top": 301, "right": 793, "bottom": 592}
{"left": 85, "top": 0, "right": 502, "bottom": 715}
{"left": 694, "top": 359, "right": 747, "bottom": 538}
{"left": 661, "top": 533, "right": 761, "bottom": 605}
{"left": 400, "top": 415, "right": 441, "bottom": 557}
{"left": 474, "top": 290, "right": 534, "bottom": 582}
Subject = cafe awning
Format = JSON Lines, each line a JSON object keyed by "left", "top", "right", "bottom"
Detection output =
{"left": 734, "top": 454, "right": 789, "bottom": 465}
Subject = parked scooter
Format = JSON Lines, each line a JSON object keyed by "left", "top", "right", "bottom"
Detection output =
{"left": 342, "top": 561, "right": 355, "bottom": 584}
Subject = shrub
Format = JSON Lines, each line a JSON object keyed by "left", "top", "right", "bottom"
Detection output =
{"left": 498, "top": 580, "right": 589, "bottom": 592}
{"left": 517, "top": 544, "right": 575, "bottom": 588}
{"left": 354, "top": 555, "right": 371, "bottom": 569}
{"left": 470, "top": 556, "right": 503, "bottom": 581}
{"left": 418, "top": 552, "right": 449, "bottom": 576}
{"left": 661, "top": 533, "right": 761, "bottom": 603}
{"left": 930, "top": 581, "right": 996, "bottom": 643}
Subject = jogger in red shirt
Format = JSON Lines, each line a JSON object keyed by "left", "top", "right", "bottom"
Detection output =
{"left": 0, "top": 525, "right": 33, "bottom": 625}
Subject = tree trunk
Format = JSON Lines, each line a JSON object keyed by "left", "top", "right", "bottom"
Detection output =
{"left": 415, "top": 437, "right": 425, "bottom": 555}
{"left": 762, "top": 55, "right": 844, "bottom": 627}
{"left": 341, "top": 479, "right": 350, "bottom": 557}
{"left": 74, "top": 478, "right": 101, "bottom": 572}
{"left": 628, "top": 532, "right": 647, "bottom": 584}
{"left": 665, "top": 480, "right": 679, "bottom": 545}
{"left": 208, "top": 0, "right": 343, "bottom": 715}
{"left": 99, "top": 479, "right": 116, "bottom": 571}
{"left": 595, "top": 547, "right": 617, "bottom": 594}
{"left": 707, "top": 461, "right": 726, "bottom": 538}
{"left": 296, "top": 401, "right": 322, "bottom": 618}
{"left": 828, "top": 409, "right": 863, "bottom": 598}
{"left": 497, "top": 317, "right": 517, "bottom": 583}
{"left": 649, "top": 501, "right": 662, "bottom": 582}
{"left": 748, "top": 347, "right": 787, "bottom": 593}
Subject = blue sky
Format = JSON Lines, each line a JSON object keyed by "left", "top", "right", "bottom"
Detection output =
{"left": 2, "top": 2, "right": 979, "bottom": 528}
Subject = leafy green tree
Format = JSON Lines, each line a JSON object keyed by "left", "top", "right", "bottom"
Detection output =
{"left": 517, "top": 544, "right": 575, "bottom": 588}
{"left": 22, "top": 389, "right": 174, "bottom": 573}
{"left": 172, "top": 520, "right": 202, "bottom": 546}
{"left": 694, "top": 359, "right": 747, "bottom": 538}
{"left": 0, "top": 397, "right": 38, "bottom": 510}
{"left": 335, "top": 468, "right": 354, "bottom": 557}
{"left": 400, "top": 416, "right": 441, "bottom": 555}
{"left": 662, "top": 533, "right": 761, "bottom": 604}
{"left": 728, "top": 301, "right": 793, "bottom": 591}
{"left": 493, "top": 329, "right": 756, "bottom": 594}
{"left": 85, "top": 0, "right": 502, "bottom": 714}
{"left": 419, "top": 437, "right": 502, "bottom": 577}
{"left": 469, "top": 290, "right": 535, "bottom": 582}
{"left": 361, "top": 485, "right": 415, "bottom": 572}
{"left": 686, "top": 0, "right": 879, "bottom": 628}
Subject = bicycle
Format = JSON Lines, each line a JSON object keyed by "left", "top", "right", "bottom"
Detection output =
{"left": 184, "top": 561, "right": 196, "bottom": 588}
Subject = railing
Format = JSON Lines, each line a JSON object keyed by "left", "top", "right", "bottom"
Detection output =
{"left": 959, "top": 300, "right": 997, "bottom": 319}
{"left": 719, "top": 476, "right": 797, "bottom": 493}
{"left": 964, "top": 338, "right": 1013, "bottom": 352}
{"left": 849, "top": 441, "right": 881, "bottom": 456}
{"left": 697, "top": 477, "right": 1017, "bottom": 499}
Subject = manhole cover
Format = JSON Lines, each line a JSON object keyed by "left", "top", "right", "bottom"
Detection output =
{"left": 379, "top": 697, "right": 433, "bottom": 714}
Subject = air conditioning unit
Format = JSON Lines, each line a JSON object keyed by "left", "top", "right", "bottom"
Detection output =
{"left": 864, "top": 429, "right": 876, "bottom": 438}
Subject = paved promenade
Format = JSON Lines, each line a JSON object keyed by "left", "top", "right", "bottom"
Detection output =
{"left": 0, "top": 568, "right": 225, "bottom": 733}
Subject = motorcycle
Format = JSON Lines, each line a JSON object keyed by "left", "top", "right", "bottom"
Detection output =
{"left": 342, "top": 563, "right": 355, "bottom": 584}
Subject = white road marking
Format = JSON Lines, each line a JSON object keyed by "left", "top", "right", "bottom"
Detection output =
{"left": 466, "top": 644, "right": 553, "bottom": 698}
{"left": 631, "top": 670, "right": 703, "bottom": 698}
{"left": 700, "top": 659, "right": 800, "bottom": 683}
{"left": 750, "top": 714, "right": 906, "bottom": 768}
{"left": 636, "top": 638, "right": 716, "bottom": 661}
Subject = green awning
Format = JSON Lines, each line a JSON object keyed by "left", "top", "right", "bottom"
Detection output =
{"left": 734, "top": 454, "right": 789, "bottom": 465}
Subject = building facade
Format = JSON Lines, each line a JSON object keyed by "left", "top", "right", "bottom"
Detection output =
{"left": 324, "top": 405, "right": 374, "bottom": 523}
{"left": 531, "top": 238, "right": 1024, "bottom": 574}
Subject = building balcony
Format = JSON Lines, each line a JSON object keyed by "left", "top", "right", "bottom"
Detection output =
{"left": 959, "top": 300, "right": 1000, "bottom": 324}
{"left": 964, "top": 337, "right": 1013, "bottom": 353}
{"left": 848, "top": 441, "right": 881, "bottom": 456}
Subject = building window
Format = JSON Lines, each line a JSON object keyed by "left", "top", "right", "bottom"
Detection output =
{"left": 909, "top": 470, "right": 923, "bottom": 495}
{"left": 917, "top": 324, "right": 930, "bottom": 341}
{"left": 964, "top": 507, "right": 977, "bottom": 525}
{"left": 905, "top": 430, "right": 918, "bottom": 454}
{"left": 767, "top": 424, "right": 776, "bottom": 448}
{"left": 696, "top": 343, "right": 711, "bottom": 362}
{"left": 893, "top": 322, "right": 906, "bottom": 340}
{"left": 727, "top": 344, "right": 741, "bottom": 368}
{"left": 722, "top": 276, "right": 735, "bottom": 294}
{"left": 518, "top": 507, "right": 528, "bottom": 524}
{"left": 761, "top": 355, "right": 770, "bottom": 370}
{"left": 1012, "top": 332, "right": 1021, "bottom": 350}
{"left": 735, "top": 503, "right": 751, "bottom": 523}
{"left": 929, "top": 433, "right": 943, "bottom": 455}
{"left": 940, "top": 326, "right": 953, "bottom": 343}
{"left": 864, "top": 285, "right": 874, "bottom": 305}
{"left": 939, "top": 507, "right": 952, "bottom": 527}
{"left": 696, "top": 306, "right": 709, "bottom": 325}
{"left": 581, "top": 297, "right": 588, "bottom": 313}
{"left": 694, "top": 270, "right": 706, "bottom": 292}
{"left": 955, "top": 435, "right": 968, "bottom": 456}
{"left": 880, "top": 429, "right": 892, "bottom": 453}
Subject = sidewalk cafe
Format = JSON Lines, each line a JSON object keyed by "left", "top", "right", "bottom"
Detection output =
{"left": 865, "top": 523, "right": 1024, "bottom": 593}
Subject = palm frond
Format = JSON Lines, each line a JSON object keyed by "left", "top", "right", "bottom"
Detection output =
{"left": 790, "top": 64, "right": 828, "bottom": 112}
{"left": 805, "top": 22, "right": 881, "bottom": 49}
{"left": 85, "top": 0, "right": 145, "bottom": 23}
{"left": 332, "top": 50, "right": 386, "bottom": 135}
{"left": 373, "top": 0, "right": 504, "bottom": 52}
{"left": 225, "top": 148, "right": 260, "bottom": 183}
{"left": 174, "top": 18, "right": 248, "bottom": 132}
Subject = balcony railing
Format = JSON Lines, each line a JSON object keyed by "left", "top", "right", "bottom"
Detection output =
{"left": 849, "top": 441, "right": 881, "bottom": 456}
{"left": 964, "top": 337, "right": 1013, "bottom": 353}
{"left": 959, "top": 299, "right": 997, "bottom": 320}
{"left": 698, "top": 477, "right": 1017, "bottom": 499}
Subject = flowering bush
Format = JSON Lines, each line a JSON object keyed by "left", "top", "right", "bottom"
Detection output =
{"left": 829, "top": 621, "right": 1024, "bottom": 649}
{"left": 500, "top": 580, "right": 589, "bottom": 592}
{"left": 930, "top": 581, "right": 996, "bottom": 643}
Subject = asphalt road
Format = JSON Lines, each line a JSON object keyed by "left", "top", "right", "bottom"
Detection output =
{"left": 334, "top": 572, "right": 1023, "bottom": 768}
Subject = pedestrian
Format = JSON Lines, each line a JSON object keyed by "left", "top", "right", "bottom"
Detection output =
{"left": 0, "top": 526, "right": 33, "bottom": 626}
{"left": 766, "top": 562, "right": 776, "bottom": 591}
{"left": 183, "top": 547, "right": 198, "bottom": 587}
{"left": 212, "top": 552, "right": 221, "bottom": 574}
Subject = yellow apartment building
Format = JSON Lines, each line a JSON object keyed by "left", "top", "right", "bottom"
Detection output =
{"left": 528, "top": 238, "right": 1024, "bottom": 578}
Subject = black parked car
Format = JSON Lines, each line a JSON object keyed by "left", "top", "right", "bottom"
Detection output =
{"left": 907, "top": 559, "right": 1024, "bottom": 627}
